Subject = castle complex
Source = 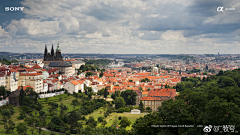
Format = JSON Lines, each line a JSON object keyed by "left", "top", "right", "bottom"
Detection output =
{"left": 44, "top": 42, "right": 63, "bottom": 61}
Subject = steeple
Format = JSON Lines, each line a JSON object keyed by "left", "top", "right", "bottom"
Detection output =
{"left": 44, "top": 44, "right": 47, "bottom": 55}
{"left": 56, "top": 41, "right": 61, "bottom": 52}
{"left": 51, "top": 44, "right": 54, "bottom": 56}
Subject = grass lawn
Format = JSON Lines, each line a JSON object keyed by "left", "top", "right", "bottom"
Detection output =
{"left": 85, "top": 107, "right": 105, "bottom": 120}
{"left": 176, "top": 92, "right": 180, "bottom": 94}
{"left": 104, "top": 113, "right": 146, "bottom": 130}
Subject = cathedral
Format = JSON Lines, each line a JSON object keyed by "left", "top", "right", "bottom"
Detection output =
{"left": 44, "top": 42, "right": 63, "bottom": 61}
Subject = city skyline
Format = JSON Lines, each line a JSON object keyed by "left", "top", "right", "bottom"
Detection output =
{"left": 0, "top": 0, "right": 239, "bottom": 54}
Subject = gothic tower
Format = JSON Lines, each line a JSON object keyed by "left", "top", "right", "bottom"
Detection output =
{"left": 43, "top": 43, "right": 63, "bottom": 61}
{"left": 51, "top": 44, "right": 54, "bottom": 61}
{"left": 44, "top": 44, "right": 48, "bottom": 61}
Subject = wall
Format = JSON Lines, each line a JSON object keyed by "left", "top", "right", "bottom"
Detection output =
{"left": 0, "top": 100, "right": 9, "bottom": 106}
{"left": 39, "top": 91, "right": 65, "bottom": 98}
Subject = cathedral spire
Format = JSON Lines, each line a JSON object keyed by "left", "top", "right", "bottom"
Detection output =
{"left": 51, "top": 44, "right": 54, "bottom": 56}
{"left": 56, "top": 41, "right": 61, "bottom": 52}
{"left": 44, "top": 44, "right": 47, "bottom": 55}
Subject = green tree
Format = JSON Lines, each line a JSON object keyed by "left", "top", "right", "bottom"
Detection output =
{"left": 104, "top": 87, "right": 108, "bottom": 98}
{"left": 120, "top": 90, "right": 137, "bottom": 105}
{"left": 217, "top": 70, "right": 224, "bottom": 76}
{"left": 111, "top": 93, "right": 116, "bottom": 100}
{"left": 115, "top": 97, "right": 125, "bottom": 109}
{"left": 86, "top": 116, "right": 97, "bottom": 128}
{"left": 132, "top": 114, "right": 163, "bottom": 135}
{"left": 146, "top": 107, "right": 152, "bottom": 113}
{"left": 18, "top": 111, "right": 26, "bottom": 120}
{"left": 111, "top": 118, "right": 118, "bottom": 128}
{"left": 19, "top": 86, "right": 25, "bottom": 106}
{"left": 72, "top": 99, "right": 80, "bottom": 109}
{"left": 139, "top": 100, "right": 144, "bottom": 112}
{"left": 119, "top": 117, "right": 131, "bottom": 128}
{"left": 97, "top": 116, "right": 104, "bottom": 123}
{"left": 1, "top": 109, "right": 11, "bottom": 119}
{"left": 4, "top": 119, "right": 15, "bottom": 133}
{"left": 86, "top": 72, "right": 92, "bottom": 77}
{"left": 16, "top": 123, "right": 28, "bottom": 135}
{"left": 0, "top": 86, "right": 6, "bottom": 97}
{"left": 118, "top": 107, "right": 125, "bottom": 113}
{"left": 102, "top": 120, "right": 107, "bottom": 126}
{"left": 100, "top": 72, "right": 104, "bottom": 78}
{"left": 97, "top": 88, "right": 104, "bottom": 96}
{"left": 60, "top": 103, "right": 68, "bottom": 115}
{"left": 115, "top": 91, "right": 121, "bottom": 97}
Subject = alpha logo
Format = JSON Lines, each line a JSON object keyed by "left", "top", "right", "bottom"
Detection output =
{"left": 217, "top": 7, "right": 224, "bottom": 12}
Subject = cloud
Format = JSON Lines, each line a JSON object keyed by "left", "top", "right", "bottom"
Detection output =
{"left": 0, "top": 0, "right": 239, "bottom": 54}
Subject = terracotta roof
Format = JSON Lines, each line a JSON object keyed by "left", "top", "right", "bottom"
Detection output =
{"left": 18, "top": 85, "right": 33, "bottom": 91}
{"left": 32, "top": 64, "right": 42, "bottom": 69}
{"left": 140, "top": 96, "right": 162, "bottom": 101}
{"left": 9, "top": 69, "right": 19, "bottom": 72}
{"left": 20, "top": 73, "right": 42, "bottom": 76}
{"left": 71, "top": 80, "right": 79, "bottom": 86}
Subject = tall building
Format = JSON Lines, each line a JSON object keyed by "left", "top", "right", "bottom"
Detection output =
{"left": 44, "top": 42, "right": 63, "bottom": 61}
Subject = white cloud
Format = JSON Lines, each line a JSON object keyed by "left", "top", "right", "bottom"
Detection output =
{"left": 0, "top": 0, "right": 239, "bottom": 54}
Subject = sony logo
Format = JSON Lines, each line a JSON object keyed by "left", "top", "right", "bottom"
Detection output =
{"left": 5, "top": 7, "right": 24, "bottom": 11}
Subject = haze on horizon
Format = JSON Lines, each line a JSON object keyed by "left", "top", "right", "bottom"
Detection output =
{"left": 0, "top": 0, "right": 239, "bottom": 54}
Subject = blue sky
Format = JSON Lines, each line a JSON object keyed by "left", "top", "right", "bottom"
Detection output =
{"left": 0, "top": 0, "right": 239, "bottom": 54}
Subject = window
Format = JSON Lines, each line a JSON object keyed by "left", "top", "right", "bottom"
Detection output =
{"left": 29, "top": 77, "right": 31, "bottom": 79}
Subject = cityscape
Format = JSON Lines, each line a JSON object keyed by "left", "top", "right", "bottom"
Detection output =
{"left": 0, "top": 0, "right": 240, "bottom": 135}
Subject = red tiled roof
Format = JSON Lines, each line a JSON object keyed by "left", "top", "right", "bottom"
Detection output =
{"left": 71, "top": 80, "right": 79, "bottom": 86}
{"left": 18, "top": 85, "right": 33, "bottom": 91}
{"left": 140, "top": 96, "right": 162, "bottom": 101}
{"left": 20, "top": 73, "right": 42, "bottom": 76}
{"left": 32, "top": 64, "right": 42, "bottom": 69}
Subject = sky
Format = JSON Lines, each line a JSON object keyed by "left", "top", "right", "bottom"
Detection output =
{"left": 0, "top": 0, "right": 239, "bottom": 54}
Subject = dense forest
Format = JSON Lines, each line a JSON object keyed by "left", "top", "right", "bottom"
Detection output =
{"left": 156, "top": 55, "right": 195, "bottom": 60}
{"left": 0, "top": 58, "right": 18, "bottom": 65}
{"left": 83, "top": 59, "right": 113, "bottom": 68}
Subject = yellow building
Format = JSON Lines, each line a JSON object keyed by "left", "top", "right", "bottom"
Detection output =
{"left": 19, "top": 73, "right": 43, "bottom": 93}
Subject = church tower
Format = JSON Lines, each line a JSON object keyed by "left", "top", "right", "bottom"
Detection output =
{"left": 55, "top": 41, "right": 63, "bottom": 61}
{"left": 51, "top": 44, "right": 54, "bottom": 61}
{"left": 44, "top": 44, "right": 48, "bottom": 61}
{"left": 43, "top": 43, "right": 63, "bottom": 62}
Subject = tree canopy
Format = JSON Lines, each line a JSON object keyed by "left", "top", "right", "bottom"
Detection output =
{"left": 132, "top": 69, "right": 240, "bottom": 134}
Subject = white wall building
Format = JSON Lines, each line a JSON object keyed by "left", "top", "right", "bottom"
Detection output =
{"left": 0, "top": 75, "right": 6, "bottom": 87}
{"left": 63, "top": 80, "right": 79, "bottom": 94}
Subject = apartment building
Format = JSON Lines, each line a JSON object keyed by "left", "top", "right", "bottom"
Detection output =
{"left": 140, "top": 88, "right": 177, "bottom": 111}
{"left": 5, "top": 71, "right": 19, "bottom": 92}
{"left": 19, "top": 73, "right": 43, "bottom": 93}
{"left": 0, "top": 75, "right": 6, "bottom": 87}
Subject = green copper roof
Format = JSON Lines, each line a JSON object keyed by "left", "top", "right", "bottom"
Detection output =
{"left": 56, "top": 42, "right": 61, "bottom": 51}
